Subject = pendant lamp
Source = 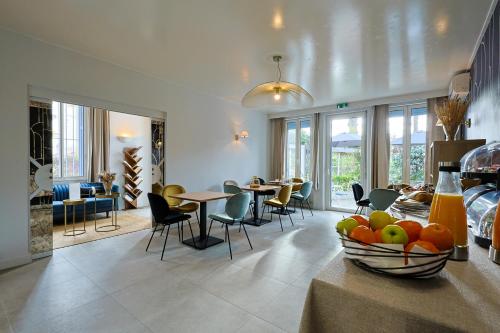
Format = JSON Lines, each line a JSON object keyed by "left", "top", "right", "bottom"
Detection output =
{"left": 241, "top": 55, "right": 313, "bottom": 110}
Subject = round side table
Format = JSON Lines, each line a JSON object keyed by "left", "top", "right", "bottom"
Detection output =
{"left": 95, "top": 192, "right": 120, "bottom": 232}
{"left": 63, "top": 199, "right": 86, "bottom": 236}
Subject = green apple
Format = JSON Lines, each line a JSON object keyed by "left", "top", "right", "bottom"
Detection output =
{"left": 336, "top": 218, "right": 359, "bottom": 235}
{"left": 369, "top": 210, "right": 393, "bottom": 230}
{"left": 381, "top": 225, "right": 409, "bottom": 245}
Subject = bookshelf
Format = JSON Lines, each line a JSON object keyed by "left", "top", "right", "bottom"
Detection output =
{"left": 122, "top": 146, "right": 143, "bottom": 209}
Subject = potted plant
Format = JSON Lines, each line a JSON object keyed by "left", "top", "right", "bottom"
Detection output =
{"left": 435, "top": 97, "right": 469, "bottom": 141}
{"left": 99, "top": 171, "right": 116, "bottom": 195}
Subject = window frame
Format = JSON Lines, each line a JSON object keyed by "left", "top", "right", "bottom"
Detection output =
{"left": 52, "top": 102, "right": 88, "bottom": 183}
{"left": 284, "top": 116, "right": 312, "bottom": 180}
{"left": 388, "top": 102, "right": 427, "bottom": 185}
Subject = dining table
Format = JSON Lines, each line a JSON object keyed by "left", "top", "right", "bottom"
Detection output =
{"left": 240, "top": 184, "right": 281, "bottom": 226}
{"left": 299, "top": 214, "right": 500, "bottom": 333}
{"left": 168, "top": 191, "right": 232, "bottom": 249}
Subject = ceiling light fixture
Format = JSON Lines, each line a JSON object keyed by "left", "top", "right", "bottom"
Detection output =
{"left": 241, "top": 55, "right": 313, "bottom": 110}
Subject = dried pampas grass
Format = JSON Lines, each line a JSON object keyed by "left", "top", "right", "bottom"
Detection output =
{"left": 435, "top": 97, "right": 469, "bottom": 140}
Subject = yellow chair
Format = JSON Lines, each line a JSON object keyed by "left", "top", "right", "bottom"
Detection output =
{"left": 151, "top": 183, "right": 163, "bottom": 195}
{"left": 162, "top": 184, "right": 199, "bottom": 223}
{"left": 291, "top": 177, "right": 304, "bottom": 192}
{"left": 260, "top": 185, "right": 293, "bottom": 231}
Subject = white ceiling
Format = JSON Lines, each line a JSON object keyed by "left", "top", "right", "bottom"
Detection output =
{"left": 0, "top": 0, "right": 493, "bottom": 111}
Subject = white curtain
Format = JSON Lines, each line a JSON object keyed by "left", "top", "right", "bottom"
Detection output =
{"left": 311, "top": 113, "right": 320, "bottom": 190}
{"left": 270, "top": 118, "right": 285, "bottom": 180}
{"left": 371, "top": 105, "right": 390, "bottom": 188}
{"left": 88, "top": 107, "right": 110, "bottom": 182}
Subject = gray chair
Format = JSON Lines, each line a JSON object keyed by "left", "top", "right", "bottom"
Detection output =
{"left": 207, "top": 192, "right": 253, "bottom": 259}
{"left": 291, "top": 180, "right": 313, "bottom": 219}
{"left": 223, "top": 180, "right": 239, "bottom": 187}
{"left": 368, "top": 189, "right": 400, "bottom": 211}
{"left": 223, "top": 184, "right": 254, "bottom": 220}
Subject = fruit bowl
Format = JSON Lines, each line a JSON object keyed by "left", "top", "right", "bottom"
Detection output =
{"left": 340, "top": 233, "right": 453, "bottom": 279}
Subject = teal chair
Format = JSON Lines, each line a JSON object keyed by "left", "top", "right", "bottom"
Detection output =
{"left": 223, "top": 184, "right": 242, "bottom": 195}
{"left": 207, "top": 192, "right": 252, "bottom": 259}
{"left": 368, "top": 189, "right": 400, "bottom": 211}
{"left": 291, "top": 181, "right": 313, "bottom": 219}
{"left": 223, "top": 184, "right": 254, "bottom": 219}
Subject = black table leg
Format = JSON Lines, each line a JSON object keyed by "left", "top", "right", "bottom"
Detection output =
{"left": 243, "top": 191, "right": 272, "bottom": 226}
{"left": 182, "top": 201, "right": 223, "bottom": 249}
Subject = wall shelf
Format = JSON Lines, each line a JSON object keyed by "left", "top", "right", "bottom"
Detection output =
{"left": 123, "top": 146, "right": 143, "bottom": 209}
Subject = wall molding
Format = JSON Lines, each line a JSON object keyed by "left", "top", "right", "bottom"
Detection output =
{"left": 468, "top": 0, "right": 499, "bottom": 68}
{"left": 29, "top": 85, "right": 167, "bottom": 119}
{"left": 268, "top": 89, "right": 447, "bottom": 119}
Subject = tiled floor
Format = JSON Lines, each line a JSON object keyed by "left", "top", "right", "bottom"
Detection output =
{"left": 0, "top": 209, "right": 344, "bottom": 333}
{"left": 52, "top": 207, "right": 152, "bottom": 249}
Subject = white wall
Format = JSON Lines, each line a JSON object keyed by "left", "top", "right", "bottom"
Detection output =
{"left": 109, "top": 111, "right": 152, "bottom": 209}
{"left": 0, "top": 28, "right": 268, "bottom": 269}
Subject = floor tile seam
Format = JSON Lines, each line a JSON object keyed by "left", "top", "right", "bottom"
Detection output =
{"left": 199, "top": 287, "right": 288, "bottom": 333}
{"left": 105, "top": 293, "right": 155, "bottom": 333}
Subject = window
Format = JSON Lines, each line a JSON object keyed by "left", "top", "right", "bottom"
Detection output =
{"left": 285, "top": 118, "right": 311, "bottom": 180}
{"left": 388, "top": 103, "right": 427, "bottom": 185}
{"left": 52, "top": 101, "right": 86, "bottom": 180}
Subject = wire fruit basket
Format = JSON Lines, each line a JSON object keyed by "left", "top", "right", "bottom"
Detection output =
{"left": 339, "top": 233, "right": 453, "bottom": 279}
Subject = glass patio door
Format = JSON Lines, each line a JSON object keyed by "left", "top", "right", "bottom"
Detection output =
{"left": 327, "top": 112, "right": 367, "bottom": 211}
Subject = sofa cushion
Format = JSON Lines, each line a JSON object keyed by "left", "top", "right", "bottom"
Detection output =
{"left": 53, "top": 184, "right": 69, "bottom": 201}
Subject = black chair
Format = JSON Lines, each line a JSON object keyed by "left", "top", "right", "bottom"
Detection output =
{"left": 352, "top": 183, "right": 370, "bottom": 214}
{"left": 147, "top": 193, "right": 194, "bottom": 260}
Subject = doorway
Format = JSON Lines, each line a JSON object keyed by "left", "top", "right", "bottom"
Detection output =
{"left": 326, "top": 111, "right": 367, "bottom": 212}
{"left": 29, "top": 99, "right": 165, "bottom": 255}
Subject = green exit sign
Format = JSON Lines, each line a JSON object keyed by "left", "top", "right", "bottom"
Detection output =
{"left": 336, "top": 102, "right": 348, "bottom": 109}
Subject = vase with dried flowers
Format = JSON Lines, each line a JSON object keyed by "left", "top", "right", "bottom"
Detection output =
{"left": 99, "top": 171, "right": 116, "bottom": 195}
{"left": 435, "top": 97, "right": 469, "bottom": 141}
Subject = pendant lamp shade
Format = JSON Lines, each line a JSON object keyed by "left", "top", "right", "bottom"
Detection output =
{"left": 241, "top": 56, "right": 313, "bottom": 110}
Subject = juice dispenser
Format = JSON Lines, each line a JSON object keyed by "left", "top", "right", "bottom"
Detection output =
{"left": 429, "top": 161, "right": 468, "bottom": 261}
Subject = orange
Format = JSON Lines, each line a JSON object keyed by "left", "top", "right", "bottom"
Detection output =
{"left": 350, "top": 215, "right": 370, "bottom": 228}
{"left": 419, "top": 223, "right": 454, "bottom": 251}
{"left": 374, "top": 229, "right": 383, "bottom": 243}
{"left": 349, "top": 225, "right": 376, "bottom": 245}
{"left": 405, "top": 240, "right": 439, "bottom": 254}
{"left": 395, "top": 220, "right": 423, "bottom": 243}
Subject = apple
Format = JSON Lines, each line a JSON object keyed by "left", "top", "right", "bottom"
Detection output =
{"left": 369, "top": 211, "right": 393, "bottom": 230}
{"left": 381, "top": 225, "right": 409, "bottom": 245}
{"left": 336, "top": 218, "right": 359, "bottom": 235}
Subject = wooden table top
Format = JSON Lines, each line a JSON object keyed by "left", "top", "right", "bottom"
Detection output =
{"left": 240, "top": 185, "right": 280, "bottom": 192}
{"left": 168, "top": 191, "right": 232, "bottom": 202}
{"left": 265, "top": 182, "right": 301, "bottom": 187}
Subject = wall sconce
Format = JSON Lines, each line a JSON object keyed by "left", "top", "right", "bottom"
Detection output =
{"left": 234, "top": 130, "right": 249, "bottom": 141}
{"left": 117, "top": 134, "right": 134, "bottom": 143}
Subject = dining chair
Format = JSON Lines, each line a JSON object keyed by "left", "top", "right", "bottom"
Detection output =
{"left": 207, "top": 192, "right": 252, "bottom": 259}
{"left": 291, "top": 180, "right": 313, "bottom": 218}
{"left": 352, "top": 183, "right": 370, "bottom": 214}
{"left": 368, "top": 188, "right": 400, "bottom": 211}
{"left": 291, "top": 177, "right": 304, "bottom": 193}
{"left": 223, "top": 184, "right": 254, "bottom": 219}
{"left": 151, "top": 183, "right": 163, "bottom": 195}
{"left": 261, "top": 184, "right": 293, "bottom": 231}
{"left": 257, "top": 177, "right": 276, "bottom": 207}
{"left": 147, "top": 193, "right": 194, "bottom": 260}
{"left": 162, "top": 184, "right": 199, "bottom": 224}
{"left": 224, "top": 180, "right": 239, "bottom": 187}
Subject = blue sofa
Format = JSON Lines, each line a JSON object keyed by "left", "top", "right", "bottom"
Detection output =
{"left": 53, "top": 182, "right": 119, "bottom": 224}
